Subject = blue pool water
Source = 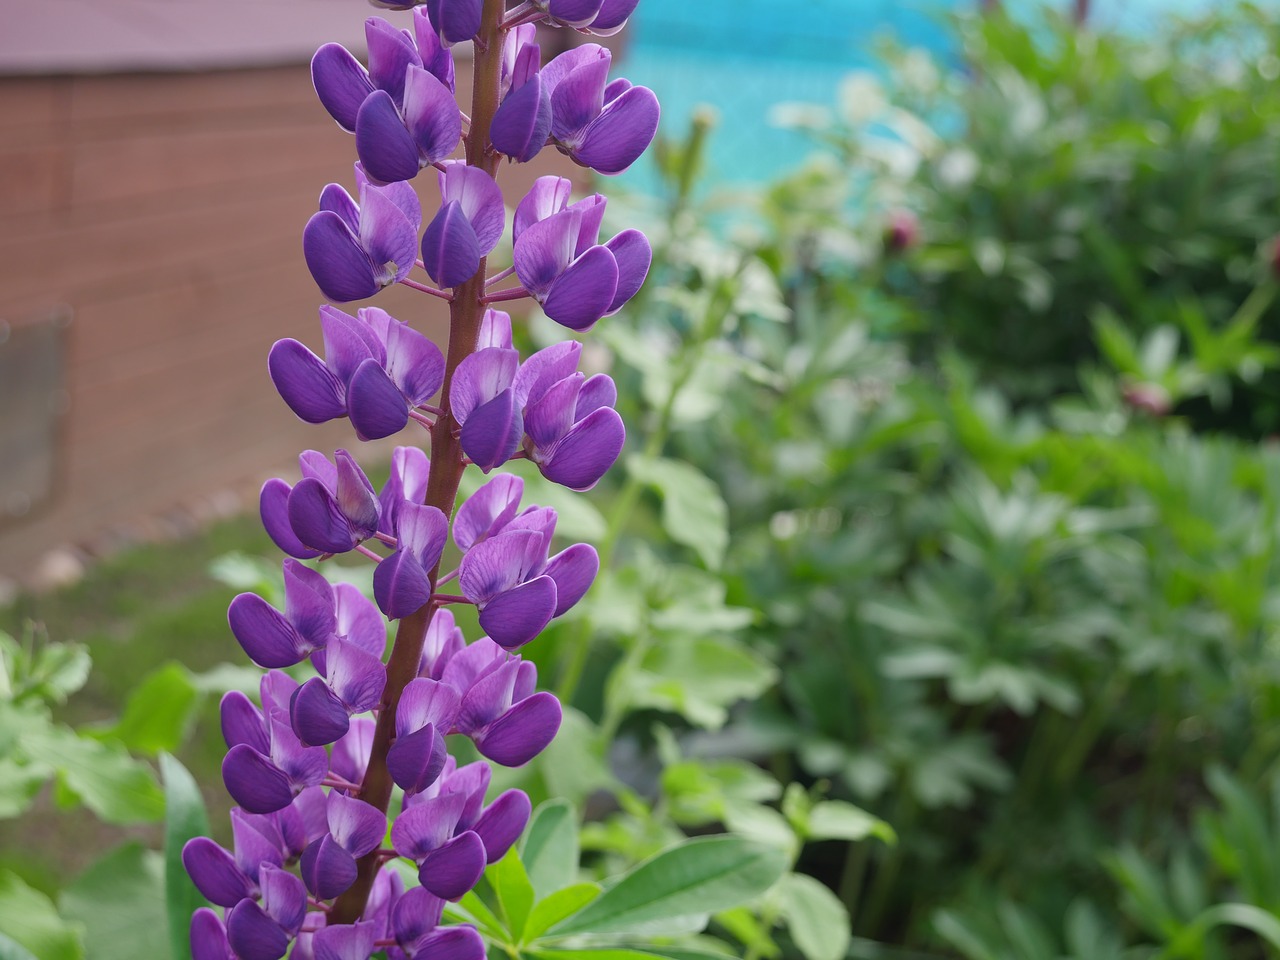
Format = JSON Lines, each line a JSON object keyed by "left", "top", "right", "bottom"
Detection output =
{"left": 613, "top": 0, "right": 1258, "bottom": 193}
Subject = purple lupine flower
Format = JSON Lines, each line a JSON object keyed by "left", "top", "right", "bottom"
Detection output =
{"left": 225, "top": 865, "right": 309, "bottom": 960}
{"left": 373, "top": 500, "right": 450, "bottom": 619}
{"left": 312, "top": 15, "right": 460, "bottom": 184}
{"left": 289, "top": 637, "right": 387, "bottom": 746}
{"left": 269, "top": 305, "right": 445, "bottom": 441}
{"left": 541, "top": 44, "right": 659, "bottom": 175}
{"left": 303, "top": 167, "right": 421, "bottom": 303}
{"left": 412, "top": 758, "right": 532, "bottom": 864}
{"left": 228, "top": 560, "right": 384, "bottom": 674}
{"left": 386, "top": 677, "right": 459, "bottom": 794}
{"left": 312, "top": 921, "right": 379, "bottom": 960}
{"left": 190, "top": 908, "right": 235, "bottom": 960}
{"left": 448, "top": 323, "right": 623, "bottom": 485}
{"left": 182, "top": 809, "right": 285, "bottom": 907}
{"left": 419, "top": 162, "right": 505, "bottom": 288}
{"left": 443, "top": 638, "right": 562, "bottom": 766}
{"left": 377, "top": 445, "right": 431, "bottom": 539}
{"left": 531, "top": 0, "right": 606, "bottom": 28}
{"left": 220, "top": 674, "right": 328, "bottom": 814}
{"left": 457, "top": 508, "right": 599, "bottom": 648}
{"left": 260, "top": 449, "right": 380, "bottom": 558}
{"left": 578, "top": 0, "right": 640, "bottom": 34}
{"left": 299, "top": 791, "right": 388, "bottom": 900}
{"left": 490, "top": 26, "right": 552, "bottom": 163}
{"left": 512, "top": 176, "right": 651, "bottom": 330}
{"left": 391, "top": 886, "right": 485, "bottom": 960}
{"left": 418, "top": 606, "right": 466, "bottom": 678}
{"left": 331, "top": 716, "right": 376, "bottom": 788}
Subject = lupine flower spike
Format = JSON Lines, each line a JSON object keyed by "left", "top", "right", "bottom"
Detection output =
{"left": 185, "top": 1, "right": 655, "bottom": 956}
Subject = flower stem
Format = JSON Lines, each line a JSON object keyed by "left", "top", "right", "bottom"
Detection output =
{"left": 328, "top": 0, "right": 508, "bottom": 924}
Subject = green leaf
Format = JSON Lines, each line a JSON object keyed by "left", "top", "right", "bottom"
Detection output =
{"left": 160, "top": 753, "right": 210, "bottom": 960}
{"left": 0, "top": 756, "right": 53, "bottom": 819}
{"left": 624, "top": 636, "right": 776, "bottom": 730}
{"left": 60, "top": 843, "right": 166, "bottom": 960}
{"left": 627, "top": 456, "right": 729, "bottom": 570}
{"left": 446, "top": 890, "right": 507, "bottom": 942}
{"left": 806, "top": 801, "right": 896, "bottom": 844}
{"left": 774, "top": 873, "right": 851, "bottom": 960}
{"left": 491, "top": 847, "right": 536, "bottom": 942}
{"left": 524, "top": 883, "right": 601, "bottom": 942}
{"left": 523, "top": 799, "right": 580, "bottom": 897}
{"left": 22, "top": 723, "right": 164, "bottom": 823}
{"left": 550, "top": 836, "right": 789, "bottom": 937}
{"left": 88, "top": 663, "right": 200, "bottom": 756}
{"left": 0, "top": 870, "right": 83, "bottom": 960}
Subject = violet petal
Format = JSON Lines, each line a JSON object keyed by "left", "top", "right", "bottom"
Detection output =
{"left": 473, "top": 693, "right": 563, "bottom": 767}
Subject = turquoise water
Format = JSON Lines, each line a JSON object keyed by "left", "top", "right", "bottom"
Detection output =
{"left": 614, "top": 0, "right": 1256, "bottom": 193}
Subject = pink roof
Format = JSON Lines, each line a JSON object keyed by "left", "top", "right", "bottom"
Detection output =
{"left": 0, "top": 0, "right": 382, "bottom": 74}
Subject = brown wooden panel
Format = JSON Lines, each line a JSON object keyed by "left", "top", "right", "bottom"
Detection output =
{"left": 0, "top": 145, "right": 67, "bottom": 218}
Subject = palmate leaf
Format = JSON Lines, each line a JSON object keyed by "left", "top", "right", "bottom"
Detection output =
{"left": 522, "top": 799, "right": 580, "bottom": 898}
{"left": 0, "top": 871, "right": 83, "bottom": 960}
{"left": 161, "top": 753, "right": 211, "bottom": 960}
{"left": 60, "top": 843, "right": 167, "bottom": 960}
{"left": 626, "top": 456, "right": 728, "bottom": 570}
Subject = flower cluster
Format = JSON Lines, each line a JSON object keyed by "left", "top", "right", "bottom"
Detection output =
{"left": 184, "top": 3, "right": 656, "bottom": 958}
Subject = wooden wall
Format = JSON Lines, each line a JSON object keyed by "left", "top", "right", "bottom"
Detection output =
{"left": 0, "top": 63, "right": 588, "bottom": 588}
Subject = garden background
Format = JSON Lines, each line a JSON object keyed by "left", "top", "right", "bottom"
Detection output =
{"left": 4, "top": 0, "right": 1280, "bottom": 957}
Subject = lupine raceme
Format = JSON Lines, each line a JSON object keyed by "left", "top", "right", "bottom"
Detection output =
{"left": 183, "top": 2, "right": 656, "bottom": 956}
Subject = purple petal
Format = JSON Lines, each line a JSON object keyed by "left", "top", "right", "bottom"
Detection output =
{"left": 412, "top": 9, "right": 455, "bottom": 89}
{"left": 513, "top": 209, "right": 579, "bottom": 297}
{"left": 542, "top": 245, "right": 619, "bottom": 331}
{"left": 319, "top": 182, "right": 361, "bottom": 231}
{"left": 567, "top": 193, "right": 607, "bottom": 256}
{"left": 473, "top": 789, "right": 533, "bottom": 862}
{"left": 359, "top": 182, "right": 420, "bottom": 286}
{"left": 513, "top": 176, "right": 573, "bottom": 242}
{"left": 191, "top": 908, "right": 234, "bottom": 960}
{"left": 525, "top": 374, "right": 582, "bottom": 451}
{"left": 229, "top": 593, "right": 310, "bottom": 669}
{"left": 438, "top": 162, "right": 506, "bottom": 255}
{"left": 261, "top": 479, "right": 320, "bottom": 560}
{"left": 269, "top": 716, "right": 330, "bottom": 790}
{"left": 327, "top": 638, "right": 387, "bottom": 714}
{"left": 478, "top": 308, "right": 514, "bottom": 350}
{"left": 365, "top": 173, "right": 423, "bottom": 233}
{"left": 303, "top": 210, "right": 378, "bottom": 303}
{"left": 327, "top": 791, "right": 387, "bottom": 859}
{"left": 549, "top": 53, "right": 609, "bottom": 142}
{"left": 259, "top": 865, "right": 308, "bottom": 935}
{"left": 269, "top": 339, "right": 346, "bottom": 424}
{"left": 261, "top": 670, "right": 301, "bottom": 718}
{"left": 384, "top": 319, "right": 444, "bottom": 406}
{"left": 578, "top": 373, "right": 617, "bottom": 416}
{"left": 332, "top": 716, "right": 376, "bottom": 787}
{"left": 298, "top": 449, "right": 339, "bottom": 491}
{"left": 449, "top": 347, "right": 519, "bottom": 426}
{"left": 573, "top": 85, "right": 660, "bottom": 175}
{"left": 397, "top": 677, "right": 462, "bottom": 736}
{"left": 472, "top": 693, "right": 562, "bottom": 767}
{"left": 458, "top": 529, "right": 543, "bottom": 602}
{"left": 513, "top": 340, "right": 583, "bottom": 408}
{"left": 491, "top": 73, "right": 552, "bottom": 164}
{"left": 333, "top": 583, "right": 388, "bottom": 660}
{"left": 290, "top": 678, "right": 351, "bottom": 746}
{"left": 347, "top": 357, "right": 410, "bottom": 440}
{"left": 420, "top": 608, "right": 466, "bottom": 679}
{"left": 604, "top": 228, "right": 652, "bottom": 313}
{"left": 321, "top": 304, "right": 381, "bottom": 381}
{"left": 540, "top": 44, "right": 608, "bottom": 98}
{"left": 478, "top": 576, "right": 558, "bottom": 650}
{"left": 288, "top": 478, "right": 355, "bottom": 554}
{"left": 365, "top": 18, "right": 421, "bottom": 103}
{"left": 373, "top": 549, "right": 431, "bottom": 620}
{"left": 387, "top": 723, "right": 446, "bottom": 795}
{"left": 182, "top": 837, "right": 253, "bottom": 908}
{"left": 335, "top": 450, "right": 381, "bottom": 539}
{"left": 426, "top": 0, "right": 481, "bottom": 44}
{"left": 220, "top": 691, "right": 268, "bottom": 752}
{"left": 391, "top": 886, "right": 445, "bottom": 947}
{"left": 283, "top": 559, "right": 338, "bottom": 650}
{"left": 455, "top": 658, "right": 517, "bottom": 732}
{"left": 397, "top": 501, "right": 449, "bottom": 569}
{"left": 460, "top": 389, "right": 523, "bottom": 472}
{"left": 227, "top": 901, "right": 290, "bottom": 960}
{"left": 440, "top": 637, "right": 507, "bottom": 693}
{"left": 392, "top": 792, "right": 465, "bottom": 860}
{"left": 223, "top": 745, "right": 294, "bottom": 814}
{"left": 311, "top": 43, "right": 373, "bottom": 132}
{"left": 453, "top": 473, "right": 524, "bottom": 552}
{"left": 404, "top": 927, "right": 485, "bottom": 960}
{"left": 418, "top": 830, "right": 486, "bottom": 900}
{"left": 232, "top": 806, "right": 287, "bottom": 876}
{"left": 404, "top": 66, "right": 462, "bottom": 166}
{"left": 540, "top": 407, "right": 625, "bottom": 491}
{"left": 355, "top": 90, "right": 419, "bottom": 186}
{"left": 548, "top": 0, "right": 605, "bottom": 26}
{"left": 313, "top": 921, "right": 378, "bottom": 960}
{"left": 587, "top": 0, "right": 640, "bottom": 32}
{"left": 421, "top": 200, "right": 481, "bottom": 289}
{"left": 300, "top": 835, "right": 358, "bottom": 900}
{"left": 379, "top": 446, "right": 431, "bottom": 534}
{"left": 543, "top": 542, "right": 599, "bottom": 614}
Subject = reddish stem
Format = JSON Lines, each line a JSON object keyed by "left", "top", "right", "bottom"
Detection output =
{"left": 328, "top": 0, "right": 508, "bottom": 925}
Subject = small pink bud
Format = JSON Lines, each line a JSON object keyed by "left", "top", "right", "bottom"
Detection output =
{"left": 1121, "top": 382, "right": 1172, "bottom": 417}
{"left": 885, "top": 210, "right": 920, "bottom": 254}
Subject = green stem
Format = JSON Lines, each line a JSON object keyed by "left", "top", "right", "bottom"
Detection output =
{"left": 329, "top": 0, "right": 506, "bottom": 924}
